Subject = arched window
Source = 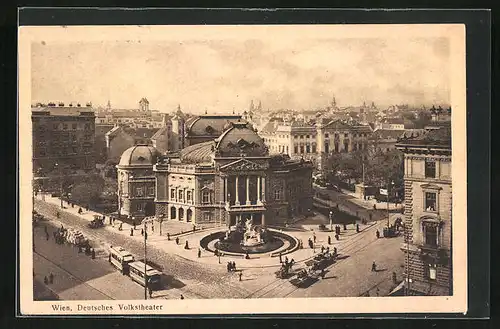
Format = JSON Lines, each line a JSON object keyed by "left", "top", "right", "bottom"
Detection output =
{"left": 170, "top": 207, "right": 176, "bottom": 219}
{"left": 187, "top": 209, "right": 193, "bottom": 222}
{"left": 179, "top": 208, "right": 185, "bottom": 220}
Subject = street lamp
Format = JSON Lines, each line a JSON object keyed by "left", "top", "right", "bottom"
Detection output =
{"left": 387, "top": 180, "right": 394, "bottom": 228}
{"left": 329, "top": 210, "right": 334, "bottom": 231}
{"left": 141, "top": 216, "right": 155, "bottom": 300}
{"left": 54, "top": 162, "right": 63, "bottom": 209}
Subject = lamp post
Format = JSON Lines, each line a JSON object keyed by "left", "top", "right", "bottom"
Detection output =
{"left": 329, "top": 210, "right": 334, "bottom": 232}
{"left": 387, "top": 180, "right": 394, "bottom": 228}
{"left": 141, "top": 216, "right": 155, "bottom": 300}
{"left": 54, "top": 162, "right": 63, "bottom": 208}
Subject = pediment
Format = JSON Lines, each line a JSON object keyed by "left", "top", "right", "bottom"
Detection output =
{"left": 323, "top": 120, "right": 350, "bottom": 130}
{"left": 220, "top": 158, "right": 264, "bottom": 171}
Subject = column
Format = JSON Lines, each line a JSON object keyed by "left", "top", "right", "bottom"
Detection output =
{"left": 246, "top": 176, "right": 250, "bottom": 205}
{"left": 224, "top": 176, "right": 228, "bottom": 202}
{"left": 235, "top": 176, "right": 240, "bottom": 205}
{"left": 257, "top": 176, "right": 261, "bottom": 203}
{"left": 261, "top": 177, "right": 266, "bottom": 202}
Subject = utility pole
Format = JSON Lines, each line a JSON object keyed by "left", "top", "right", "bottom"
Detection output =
{"left": 141, "top": 217, "right": 154, "bottom": 300}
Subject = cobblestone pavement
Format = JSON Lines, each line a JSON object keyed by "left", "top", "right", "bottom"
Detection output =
{"left": 33, "top": 196, "right": 405, "bottom": 299}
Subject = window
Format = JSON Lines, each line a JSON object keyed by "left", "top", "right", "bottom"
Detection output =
{"left": 294, "top": 135, "right": 298, "bottom": 139}
{"left": 306, "top": 135, "right": 310, "bottom": 139}
{"left": 137, "top": 203, "right": 144, "bottom": 211}
{"left": 427, "top": 263, "right": 437, "bottom": 280}
{"left": 136, "top": 187, "right": 144, "bottom": 197}
{"left": 148, "top": 187, "right": 155, "bottom": 196}
{"left": 300, "top": 135, "right": 304, "bottom": 139}
{"left": 300, "top": 145, "right": 304, "bottom": 154}
{"left": 202, "top": 190, "right": 210, "bottom": 204}
{"left": 425, "top": 192, "right": 437, "bottom": 212}
{"left": 274, "top": 189, "right": 281, "bottom": 200}
{"left": 325, "top": 133, "right": 329, "bottom": 138}
{"left": 203, "top": 212, "right": 212, "bottom": 221}
{"left": 425, "top": 159, "right": 436, "bottom": 178}
{"left": 294, "top": 145, "right": 298, "bottom": 154}
{"left": 178, "top": 190, "right": 184, "bottom": 201}
{"left": 423, "top": 222, "right": 439, "bottom": 247}
{"left": 312, "top": 144, "right": 317, "bottom": 153}
{"left": 186, "top": 190, "right": 192, "bottom": 202}
{"left": 306, "top": 145, "right": 311, "bottom": 153}
{"left": 170, "top": 189, "right": 176, "bottom": 200}
{"left": 344, "top": 133, "right": 348, "bottom": 137}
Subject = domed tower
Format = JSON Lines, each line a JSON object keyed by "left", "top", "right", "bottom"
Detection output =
{"left": 116, "top": 144, "right": 160, "bottom": 220}
{"left": 171, "top": 104, "right": 185, "bottom": 151}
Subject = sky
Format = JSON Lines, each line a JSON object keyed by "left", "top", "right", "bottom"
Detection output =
{"left": 31, "top": 32, "right": 451, "bottom": 114}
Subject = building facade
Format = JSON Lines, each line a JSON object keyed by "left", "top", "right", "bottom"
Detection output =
{"left": 116, "top": 145, "right": 160, "bottom": 219}
{"left": 396, "top": 127, "right": 452, "bottom": 296}
{"left": 31, "top": 103, "right": 96, "bottom": 174}
{"left": 259, "top": 118, "right": 372, "bottom": 170}
{"left": 153, "top": 122, "right": 314, "bottom": 226}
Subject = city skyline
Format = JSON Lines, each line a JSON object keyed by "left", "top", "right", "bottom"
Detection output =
{"left": 31, "top": 28, "right": 451, "bottom": 114}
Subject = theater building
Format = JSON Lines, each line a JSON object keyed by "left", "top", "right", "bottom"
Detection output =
{"left": 153, "top": 121, "right": 314, "bottom": 227}
{"left": 396, "top": 127, "right": 452, "bottom": 296}
{"left": 116, "top": 144, "right": 160, "bottom": 219}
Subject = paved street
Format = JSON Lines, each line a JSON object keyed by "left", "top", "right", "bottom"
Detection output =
{"left": 33, "top": 196, "right": 405, "bottom": 299}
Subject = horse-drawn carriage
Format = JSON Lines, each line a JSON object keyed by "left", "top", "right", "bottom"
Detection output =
{"left": 54, "top": 227, "right": 89, "bottom": 247}
{"left": 305, "top": 252, "right": 336, "bottom": 273}
{"left": 290, "top": 269, "right": 312, "bottom": 287}
{"left": 88, "top": 215, "right": 104, "bottom": 229}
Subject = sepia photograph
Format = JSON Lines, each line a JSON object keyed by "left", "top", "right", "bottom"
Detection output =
{"left": 18, "top": 22, "right": 468, "bottom": 315}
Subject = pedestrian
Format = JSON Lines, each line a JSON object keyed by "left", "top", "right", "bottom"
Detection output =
{"left": 313, "top": 232, "right": 316, "bottom": 243}
{"left": 49, "top": 273, "right": 54, "bottom": 284}
{"left": 91, "top": 248, "right": 96, "bottom": 259}
{"left": 376, "top": 288, "right": 380, "bottom": 296}
{"left": 198, "top": 248, "right": 201, "bottom": 258}
{"left": 279, "top": 252, "right": 283, "bottom": 263}
{"left": 130, "top": 228, "right": 134, "bottom": 236}
{"left": 71, "top": 203, "right": 74, "bottom": 208}
{"left": 193, "top": 224, "right": 196, "bottom": 232}
{"left": 245, "top": 252, "right": 250, "bottom": 259}
{"left": 356, "top": 224, "right": 360, "bottom": 233}
{"left": 133, "top": 221, "right": 136, "bottom": 230}
{"left": 167, "top": 232, "right": 170, "bottom": 241}
{"left": 108, "top": 253, "right": 111, "bottom": 262}
{"left": 232, "top": 261, "right": 236, "bottom": 271}
{"left": 320, "top": 246, "right": 325, "bottom": 253}
{"left": 141, "top": 229, "right": 144, "bottom": 236}
{"left": 327, "top": 236, "right": 331, "bottom": 245}
{"left": 376, "top": 230, "right": 380, "bottom": 239}
{"left": 335, "top": 234, "right": 339, "bottom": 241}
{"left": 239, "top": 272, "right": 242, "bottom": 281}
{"left": 371, "top": 261, "right": 377, "bottom": 272}
{"left": 78, "top": 208, "right": 82, "bottom": 215}
{"left": 343, "top": 223, "right": 347, "bottom": 231}
{"left": 373, "top": 204, "right": 377, "bottom": 210}
{"left": 148, "top": 287, "right": 153, "bottom": 298}
{"left": 119, "top": 223, "right": 123, "bottom": 231}
{"left": 308, "top": 238, "right": 313, "bottom": 249}
{"left": 176, "top": 237, "right": 180, "bottom": 245}
{"left": 184, "top": 241, "right": 189, "bottom": 250}
{"left": 392, "top": 271, "right": 397, "bottom": 284}
{"left": 180, "top": 294, "right": 184, "bottom": 300}
{"left": 321, "top": 268, "right": 326, "bottom": 279}
{"left": 284, "top": 256, "right": 289, "bottom": 265}
{"left": 227, "top": 262, "right": 231, "bottom": 272}
{"left": 151, "top": 223, "right": 154, "bottom": 232}
{"left": 43, "top": 276, "right": 48, "bottom": 285}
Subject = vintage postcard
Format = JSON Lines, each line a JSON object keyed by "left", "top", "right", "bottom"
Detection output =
{"left": 18, "top": 23, "right": 467, "bottom": 315}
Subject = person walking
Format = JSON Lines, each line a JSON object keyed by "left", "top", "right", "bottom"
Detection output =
{"left": 130, "top": 228, "right": 134, "bottom": 236}
{"left": 321, "top": 268, "right": 326, "bottom": 279}
{"left": 148, "top": 287, "right": 153, "bottom": 298}
{"left": 313, "top": 232, "right": 316, "bottom": 243}
{"left": 239, "top": 272, "right": 242, "bottom": 281}
{"left": 91, "top": 248, "right": 96, "bottom": 259}
{"left": 371, "top": 261, "right": 377, "bottom": 272}
{"left": 198, "top": 248, "right": 201, "bottom": 258}
{"left": 343, "top": 223, "right": 347, "bottom": 231}
{"left": 327, "top": 235, "right": 331, "bottom": 245}
{"left": 180, "top": 294, "right": 184, "bottom": 300}
{"left": 141, "top": 228, "right": 144, "bottom": 236}
{"left": 184, "top": 240, "right": 189, "bottom": 249}
{"left": 227, "top": 262, "right": 231, "bottom": 272}
{"left": 356, "top": 224, "right": 360, "bottom": 233}
{"left": 43, "top": 276, "right": 48, "bottom": 285}
{"left": 376, "top": 230, "right": 380, "bottom": 239}
{"left": 333, "top": 247, "right": 337, "bottom": 256}
{"left": 335, "top": 233, "right": 339, "bottom": 241}
{"left": 133, "top": 221, "right": 136, "bottom": 230}
{"left": 49, "top": 273, "right": 54, "bottom": 284}
{"left": 176, "top": 237, "right": 180, "bottom": 245}
{"left": 167, "top": 232, "right": 170, "bottom": 241}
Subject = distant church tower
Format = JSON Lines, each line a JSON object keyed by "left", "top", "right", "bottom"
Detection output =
{"left": 249, "top": 100, "right": 255, "bottom": 112}
{"left": 106, "top": 100, "right": 112, "bottom": 110}
{"left": 256, "top": 100, "right": 262, "bottom": 112}
{"left": 139, "top": 98, "right": 150, "bottom": 111}
{"left": 171, "top": 104, "right": 185, "bottom": 150}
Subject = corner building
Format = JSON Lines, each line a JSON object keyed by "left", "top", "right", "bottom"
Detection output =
{"left": 154, "top": 122, "right": 314, "bottom": 227}
{"left": 396, "top": 127, "right": 452, "bottom": 296}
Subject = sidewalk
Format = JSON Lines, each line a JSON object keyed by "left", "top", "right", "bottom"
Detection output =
{"left": 340, "top": 188, "right": 404, "bottom": 211}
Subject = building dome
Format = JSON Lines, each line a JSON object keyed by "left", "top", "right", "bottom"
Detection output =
{"left": 179, "top": 140, "right": 215, "bottom": 164}
{"left": 118, "top": 144, "right": 160, "bottom": 167}
{"left": 215, "top": 122, "right": 268, "bottom": 157}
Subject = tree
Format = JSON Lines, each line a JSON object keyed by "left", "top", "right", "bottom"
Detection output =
{"left": 70, "top": 176, "right": 104, "bottom": 206}
{"left": 414, "top": 110, "right": 432, "bottom": 129}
